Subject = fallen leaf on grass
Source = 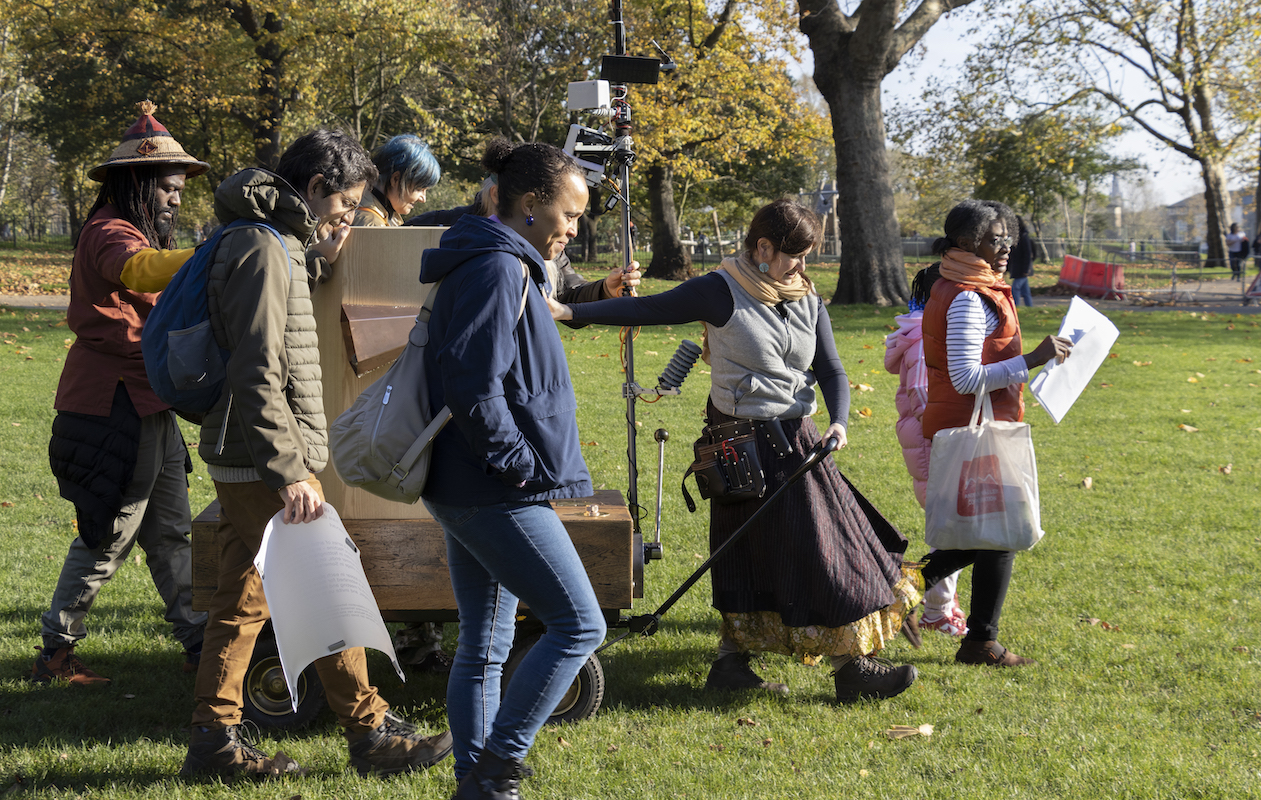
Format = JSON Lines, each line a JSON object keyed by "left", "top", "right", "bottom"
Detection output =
{"left": 10, "top": 422, "right": 18, "bottom": 427}
{"left": 1108, "top": 353, "right": 1118, "bottom": 359}
{"left": 1, "top": 501, "right": 12, "bottom": 508}
{"left": 1181, "top": 409, "right": 1191, "bottom": 413}
{"left": 736, "top": 717, "right": 759, "bottom": 727}
{"left": 123, "top": 693, "right": 136, "bottom": 699}
{"left": 708, "top": 743, "right": 723, "bottom": 751}
{"left": 859, "top": 769, "right": 870, "bottom": 777}
{"left": 1219, "top": 464, "right": 1232, "bottom": 475}
{"left": 1178, "top": 424, "right": 1199, "bottom": 432}
{"left": 886, "top": 724, "right": 934, "bottom": 740}
{"left": 856, "top": 383, "right": 873, "bottom": 392}
{"left": 1081, "top": 477, "right": 1093, "bottom": 489}
{"left": 858, "top": 407, "right": 872, "bottom": 418}
{"left": 762, "top": 738, "right": 773, "bottom": 747}
{"left": 556, "top": 736, "right": 571, "bottom": 748}
{"left": 1132, "top": 361, "right": 1152, "bottom": 367}
{"left": 608, "top": 744, "right": 620, "bottom": 752}
{"left": 1196, "top": 372, "right": 1206, "bottom": 378}
{"left": 1187, "top": 377, "right": 1199, "bottom": 383}
{"left": 1233, "top": 646, "right": 1250, "bottom": 654}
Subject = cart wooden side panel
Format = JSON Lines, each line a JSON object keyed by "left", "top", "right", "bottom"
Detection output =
{"left": 191, "top": 490, "right": 636, "bottom": 615}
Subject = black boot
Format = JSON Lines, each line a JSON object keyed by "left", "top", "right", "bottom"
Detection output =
{"left": 704, "top": 652, "right": 789, "bottom": 696}
{"left": 452, "top": 749, "right": 528, "bottom": 800}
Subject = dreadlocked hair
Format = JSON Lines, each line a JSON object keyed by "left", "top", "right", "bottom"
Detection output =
{"left": 76, "top": 165, "right": 174, "bottom": 250}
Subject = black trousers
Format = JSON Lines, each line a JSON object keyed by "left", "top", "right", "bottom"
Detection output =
{"left": 923, "top": 550, "right": 1016, "bottom": 642}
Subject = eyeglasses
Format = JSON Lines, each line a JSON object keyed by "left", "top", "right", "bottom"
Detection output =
{"left": 335, "top": 191, "right": 361, "bottom": 211}
{"left": 988, "top": 236, "right": 1013, "bottom": 250}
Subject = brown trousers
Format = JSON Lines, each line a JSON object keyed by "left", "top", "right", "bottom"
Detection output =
{"left": 191, "top": 477, "right": 389, "bottom": 733}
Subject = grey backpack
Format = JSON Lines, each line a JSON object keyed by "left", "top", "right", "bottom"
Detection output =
{"left": 329, "top": 262, "right": 529, "bottom": 503}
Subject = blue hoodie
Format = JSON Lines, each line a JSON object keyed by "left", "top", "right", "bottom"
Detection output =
{"left": 418, "top": 215, "right": 592, "bottom": 506}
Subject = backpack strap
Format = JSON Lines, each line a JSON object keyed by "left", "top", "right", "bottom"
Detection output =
{"left": 383, "top": 260, "right": 531, "bottom": 489}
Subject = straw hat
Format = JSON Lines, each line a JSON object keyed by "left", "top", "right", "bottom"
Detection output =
{"left": 88, "top": 100, "right": 210, "bottom": 181}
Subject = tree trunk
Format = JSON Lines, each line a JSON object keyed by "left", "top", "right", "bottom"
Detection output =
{"left": 644, "top": 163, "right": 693, "bottom": 281}
{"left": 1200, "top": 156, "right": 1230, "bottom": 269}
{"left": 814, "top": 75, "right": 907, "bottom": 305}
{"left": 800, "top": 3, "right": 909, "bottom": 307}
{"left": 1255, "top": 132, "right": 1261, "bottom": 238}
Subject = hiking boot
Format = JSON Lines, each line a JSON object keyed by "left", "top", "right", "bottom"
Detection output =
{"left": 452, "top": 749, "right": 529, "bottom": 800}
{"left": 704, "top": 652, "right": 789, "bottom": 696}
{"left": 179, "top": 723, "right": 305, "bottom": 779}
{"left": 955, "top": 639, "right": 1035, "bottom": 667}
{"left": 832, "top": 656, "right": 917, "bottom": 703}
{"left": 30, "top": 646, "right": 110, "bottom": 686}
{"left": 346, "top": 714, "right": 453, "bottom": 777}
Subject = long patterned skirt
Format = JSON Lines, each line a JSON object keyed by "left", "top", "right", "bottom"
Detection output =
{"left": 706, "top": 402, "right": 922, "bottom": 660}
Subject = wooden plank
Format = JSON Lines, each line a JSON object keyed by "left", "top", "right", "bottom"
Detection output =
{"left": 340, "top": 304, "right": 420, "bottom": 376}
{"left": 314, "top": 226, "right": 445, "bottom": 520}
{"left": 191, "top": 490, "right": 634, "bottom": 614}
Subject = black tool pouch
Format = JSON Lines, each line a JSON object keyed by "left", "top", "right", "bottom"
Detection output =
{"left": 681, "top": 419, "right": 766, "bottom": 512}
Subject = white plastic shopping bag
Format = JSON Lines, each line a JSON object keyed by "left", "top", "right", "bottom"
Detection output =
{"left": 924, "top": 392, "right": 1044, "bottom": 551}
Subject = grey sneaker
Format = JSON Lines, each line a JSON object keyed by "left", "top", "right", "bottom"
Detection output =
{"left": 832, "top": 656, "right": 916, "bottom": 704}
{"left": 704, "top": 652, "right": 789, "bottom": 696}
{"left": 345, "top": 714, "right": 453, "bottom": 777}
{"left": 179, "top": 723, "right": 305, "bottom": 780}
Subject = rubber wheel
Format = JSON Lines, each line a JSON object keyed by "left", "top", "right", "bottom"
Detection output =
{"left": 241, "top": 633, "right": 326, "bottom": 730}
{"left": 502, "top": 633, "right": 605, "bottom": 723}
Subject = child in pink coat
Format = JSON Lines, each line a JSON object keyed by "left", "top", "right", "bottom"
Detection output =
{"left": 885, "top": 267, "right": 967, "bottom": 636}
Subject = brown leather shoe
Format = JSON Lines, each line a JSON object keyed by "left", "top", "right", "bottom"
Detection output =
{"left": 30, "top": 647, "right": 110, "bottom": 686}
{"left": 955, "top": 639, "right": 1035, "bottom": 667}
{"left": 901, "top": 611, "right": 922, "bottom": 649}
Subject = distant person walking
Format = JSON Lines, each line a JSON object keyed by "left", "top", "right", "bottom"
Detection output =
{"left": 1006, "top": 215, "right": 1035, "bottom": 307}
{"left": 36, "top": 101, "right": 208, "bottom": 686}
{"left": 1227, "top": 223, "right": 1248, "bottom": 280}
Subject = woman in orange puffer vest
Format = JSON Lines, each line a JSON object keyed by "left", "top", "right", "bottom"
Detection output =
{"left": 918, "top": 200, "right": 1071, "bottom": 668}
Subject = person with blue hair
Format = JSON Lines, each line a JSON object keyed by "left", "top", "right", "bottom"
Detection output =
{"left": 354, "top": 134, "right": 442, "bottom": 226}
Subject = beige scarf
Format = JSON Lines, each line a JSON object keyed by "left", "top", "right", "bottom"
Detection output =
{"left": 939, "top": 248, "right": 1003, "bottom": 287}
{"left": 702, "top": 254, "right": 816, "bottom": 362}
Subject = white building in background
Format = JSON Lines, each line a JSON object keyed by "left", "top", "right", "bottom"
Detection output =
{"left": 1166, "top": 190, "right": 1256, "bottom": 242}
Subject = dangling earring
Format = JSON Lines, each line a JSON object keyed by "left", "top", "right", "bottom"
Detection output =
{"left": 526, "top": 215, "right": 534, "bottom": 226}
{"left": 758, "top": 262, "right": 770, "bottom": 273}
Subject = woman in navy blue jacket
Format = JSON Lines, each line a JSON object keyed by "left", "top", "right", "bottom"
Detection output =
{"left": 418, "top": 138, "right": 605, "bottom": 799}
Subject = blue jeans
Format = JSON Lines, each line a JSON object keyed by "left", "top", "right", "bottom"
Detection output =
{"left": 1010, "top": 277, "right": 1033, "bottom": 307}
{"left": 424, "top": 499, "right": 606, "bottom": 779}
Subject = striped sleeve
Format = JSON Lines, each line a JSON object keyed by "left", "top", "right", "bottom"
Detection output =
{"left": 945, "top": 292, "right": 1029, "bottom": 395}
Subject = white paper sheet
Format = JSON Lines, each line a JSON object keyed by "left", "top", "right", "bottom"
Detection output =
{"left": 1028, "top": 296, "right": 1120, "bottom": 423}
{"left": 254, "top": 504, "right": 403, "bottom": 711}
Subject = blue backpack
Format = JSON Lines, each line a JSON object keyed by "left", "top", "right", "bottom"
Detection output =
{"left": 142, "top": 220, "right": 287, "bottom": 416}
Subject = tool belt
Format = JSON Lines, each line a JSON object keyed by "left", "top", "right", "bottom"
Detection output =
{"left": 681, "top": 419, "right": 766, "bottom": 512}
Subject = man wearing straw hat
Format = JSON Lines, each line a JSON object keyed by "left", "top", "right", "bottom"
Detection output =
{"left": 35, "top": 101, "right": 209, "bottom": 686}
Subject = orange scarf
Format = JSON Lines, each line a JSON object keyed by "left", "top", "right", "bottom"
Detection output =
{"left": 939, "top": 248, "right": 1003, "bottom": 287}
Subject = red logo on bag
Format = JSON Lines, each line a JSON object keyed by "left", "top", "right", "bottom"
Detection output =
{"left": 958, "top": 455, "right": 1006, "bottom": 516}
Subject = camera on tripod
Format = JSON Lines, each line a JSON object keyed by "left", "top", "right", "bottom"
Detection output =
{"left": 564, "top": 81, "right": 617, "bottom": 188}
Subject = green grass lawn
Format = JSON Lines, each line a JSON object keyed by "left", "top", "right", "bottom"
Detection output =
{"left": 1, "top": 286, "right": 1259, "bottom": 799}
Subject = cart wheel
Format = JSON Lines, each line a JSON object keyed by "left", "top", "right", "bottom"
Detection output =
{"left": 242, "top": 632, "right": 326, "bottom": 730}
{"left": 502, "top": 633, "right": 604, "bottom": 723}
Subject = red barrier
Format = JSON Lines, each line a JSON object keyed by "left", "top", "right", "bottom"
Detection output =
{"left": 1057, "top": 255, "right": 1124, "bottom": 300}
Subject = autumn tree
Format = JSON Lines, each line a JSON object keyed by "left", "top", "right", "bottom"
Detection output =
{"left": 966, "top": 0, "right": 1261, "bottom": 269}
{"left": 624, "top": 0, "right": 829, "bottom": 279}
